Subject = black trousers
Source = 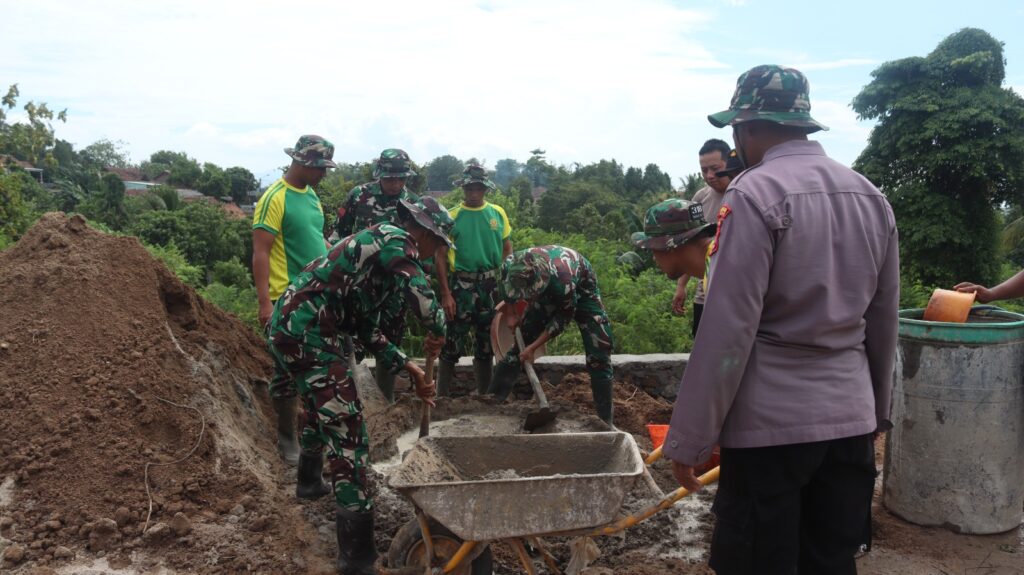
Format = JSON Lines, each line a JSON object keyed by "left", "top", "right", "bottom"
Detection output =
{"left": 692, "top": 303, "right": 705, "bottom": 338}
{"left": 709, "top": 433, "right": 876, "bottom": 575}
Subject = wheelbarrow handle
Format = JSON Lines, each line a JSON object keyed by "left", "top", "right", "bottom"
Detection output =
{"left": 515, "top": 327, "right": 550, "bottom": 410}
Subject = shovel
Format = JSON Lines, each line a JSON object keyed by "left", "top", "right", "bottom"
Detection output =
{"left": 515, "top": 327, "right": 557, "bottom": 431}
{"left": 419, "top": 355, "right": 434, "bottom": 438}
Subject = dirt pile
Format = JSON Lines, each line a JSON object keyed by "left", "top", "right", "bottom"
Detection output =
{"left": 0, "top": 213, "right": 328, "bottom": 573}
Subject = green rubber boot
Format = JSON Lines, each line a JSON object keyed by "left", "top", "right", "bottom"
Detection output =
{"left": 591, "top": 374, "right": 614, "bottom": 426}
{"left": 488, "top": 361, "right": 519, "bottom": 401}
{"left": 473, "top": 358, "right": 493, "bottom": 395}
{"left": 375, "top": 368, "right": 395, "bottom": 403}
{"left": 436, "top": 360, "right": 457, "bottom": 397}
{"left": 335, "top": 507, "right": 377, "bottom": 575}
{"left": 272, "top": 397, "right": 300, "bottom": 466}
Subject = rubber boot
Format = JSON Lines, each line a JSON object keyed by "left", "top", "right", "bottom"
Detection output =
{"left": 488, "top": 361, "right": 519, "bottom": 401}
{"left": 272, "top": 397, "right": 300, "bottom": 466}
{"left": 473, "top": 358, "right": 493, "bottom": 395}
{"left": 436, "top": 360, "right": 457, "bottom": 397}
{"left": 296, "top": 452, "right": 331, "bottom": 500}
{"left": 591, "top": 374, "right": 614, "bottom": 426}
{"left": 336, "top": 507, "right": 378, "bottom": 575}
{"left": 375, "top": 368, "right": 395, "bottom": 403}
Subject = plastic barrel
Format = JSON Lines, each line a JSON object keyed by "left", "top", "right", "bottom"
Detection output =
{"left": 883, "top": 307, "right": 1024, "bottom": 533}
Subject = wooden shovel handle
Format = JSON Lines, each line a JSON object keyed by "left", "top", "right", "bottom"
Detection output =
{"left": 514, "top": 327, "right": 550, "bottom": 410}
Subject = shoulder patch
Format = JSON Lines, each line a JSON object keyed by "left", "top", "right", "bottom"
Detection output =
{"left": 710, "top": 204, "right": 732, "bottom": 256}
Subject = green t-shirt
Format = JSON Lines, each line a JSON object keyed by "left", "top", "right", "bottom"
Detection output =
{"left": 252, "top": 178, "right": 327, "bottom": 299}
{"left": 446, "top": 201, "right": 511, "bottom": 273}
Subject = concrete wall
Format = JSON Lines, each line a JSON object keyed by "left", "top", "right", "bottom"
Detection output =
{"left": 369, "top": 354, "right": 690, "bottom": 400}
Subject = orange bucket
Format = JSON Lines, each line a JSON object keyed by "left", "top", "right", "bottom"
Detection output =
{"left": 647, "top": 424, "right": 669, "bottom": 449}
{"left": 923, "top": 288, "right": 975, "bottom": 323}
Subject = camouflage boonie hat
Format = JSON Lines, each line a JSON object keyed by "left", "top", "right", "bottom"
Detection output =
{"left": 398, "top": 197, "right": 454, "bottom": 249}
{"left": 374, "top": 148, "right": 417, "bottom": 179}
{"left": 453, "top": 163, "right": 497, "bottom": 191}
{"left": 708, "top": 65, "right": 828, "bottom": 133}
{"left": 501, "top": 250, "right": 551, "bottom": 302}
{"left": 715, "top": 149, "right": 744, "bottom": 179}
{"left": 284, "top": 135, "right": 338, "bottom": 168}
{"left": 631, "top": 199, "right": 716, "bottom": 251}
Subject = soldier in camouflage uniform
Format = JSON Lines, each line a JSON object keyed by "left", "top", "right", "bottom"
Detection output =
{"left": 267, "top": 198, "right": 452, "bottom": 575}
{"left": 435, "top": 164, "right": 513, "bottom": 395}
{"left": 631, "top": 199, "right": 717, "bottom": 297}
{"left": 334, "top": 149, "right": 422, "bottom": 403}
{"left": 490, "top": 246, "right": 616, "bottom": 425}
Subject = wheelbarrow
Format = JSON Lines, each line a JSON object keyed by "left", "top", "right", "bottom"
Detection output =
{"left": 375, "top": 431, "right": 720, "bottom": 574}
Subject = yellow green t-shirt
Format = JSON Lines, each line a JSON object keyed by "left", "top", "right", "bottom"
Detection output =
{"left": 252, "top": 178, "right": 327, "bottom": 299}
{"left": 446, "top": 202, "right": 511, "bottom": 273}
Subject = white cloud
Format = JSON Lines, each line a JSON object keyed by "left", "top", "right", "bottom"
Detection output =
{"left": 2, "top": 0, "right": 745, "bottom": 178}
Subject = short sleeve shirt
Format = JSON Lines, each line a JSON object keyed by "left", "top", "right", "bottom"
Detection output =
{"left": 252, "top": 178, "right": 327, "bottom": 300}
{"left": 446, "top": 201, "right": 511, "bottom": 273}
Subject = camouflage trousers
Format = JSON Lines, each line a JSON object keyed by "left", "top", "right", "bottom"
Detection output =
{"left": 498, "top": 296, "right": 614, "bottom": 382}
{"left": 269, "top": 344, "right": 371, "bottom": 512}
{"left": 440, "top": 273, "right": 499, "bottom": 363}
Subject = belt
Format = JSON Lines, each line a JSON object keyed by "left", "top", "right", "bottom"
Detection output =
{"left": 454, "top": 269, "right": 498, "bottom": 281}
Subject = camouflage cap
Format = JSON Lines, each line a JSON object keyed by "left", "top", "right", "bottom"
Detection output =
{"left": 453, "top": 163, "right": 497, "bottom": 191}
{"left": 715, "top": 149, "right": 745, "bottom": 179}
{"left": 284, "top": 135, "right": 338, "bottom": 168}
{"left": 397, "top": 197, "right": 454, "bottom": 249}
{"left": 501, "top": 250, "right": 552, "bottom": 302}
{"left": 374, "top": 148, "right": 417, "bottom": 179}
{"left": 631, "top": 198, "right": 716, "bottom": 251}
{"left": 708, "top": 65, "right": 828, "bottom": 133}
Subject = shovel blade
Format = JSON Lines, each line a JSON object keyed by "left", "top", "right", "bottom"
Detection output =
{"left": 524, "top": 408, "right": 557, "bottom": 432}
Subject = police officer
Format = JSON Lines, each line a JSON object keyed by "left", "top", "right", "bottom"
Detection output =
{"left": 334, "top": 149, "right": 423, "bottom": 402}
{"left": 490, "top": 246, "right": 615, "bottom": 425}
{"left": 434, "top": 163, "right": 513, "bottom": 395}
{"left": 267, "top": 197, "right": 452, "bottom": 575}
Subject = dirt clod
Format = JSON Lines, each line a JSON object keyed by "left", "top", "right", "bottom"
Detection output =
{"left": 3, "top": 543, "right": 26, "bottom": 564}
{"left": 169, "top": 513, "right": 192, "bottom": 537}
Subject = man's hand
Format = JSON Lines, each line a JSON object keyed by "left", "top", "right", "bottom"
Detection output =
{"left": 671, "top": 289, "right": 688, "bottom": 316}
{"left": 519, "top": 342, "right": 538, "bottom": 365}
{"left": 954, "top": 282, "right": 994, "bottom": 303}
{"left": 441, "top": 292, "right": 456, "bottom": 321}
{"left": 258, "top": 299, "right": 274, "bottom": 327}
{"left": 671, "top": 460, "right": 703, "bottom": 492}
{"left": 405, "top": 361, "right": 436, "bottom": 407}
{"left": 423, "top": 334, "right": 445, "bottom": 359}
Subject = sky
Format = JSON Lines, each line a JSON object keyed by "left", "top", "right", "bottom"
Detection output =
{"left": 2, "top": 0, "right": 1023, "bottom": 187}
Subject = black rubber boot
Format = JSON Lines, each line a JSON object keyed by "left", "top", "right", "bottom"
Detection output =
{"left": 591, "top": 374, "right": 614, "bottom": 426}
{"left": 473, "top": 358, "right": 493, "bottom": 395}
{"left": 488, "top": 361, "right": 519, "bottom": 401}
{"left": 272, "top": 397, "right": 300, "bottom": 466}
{"left": 436, "top": 360, "right": 457, "bottom": 397}
{"left": 336, "top": 507, "right": 378, "bottom": 575}
{"left": 375, "top": 368, "right": 395, "bottom": 403}
{"left": 296, "top": 452, "right": 331, "bottom": 500}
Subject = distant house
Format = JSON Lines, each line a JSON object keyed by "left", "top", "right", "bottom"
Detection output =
{"left": 424, "top": 189, "right": 449, "bottom": 199}
{"left": 531, "top": 186, "right": 547, "bottom": 201}
{"left": 177, "top": 190, "right": 245, "bottom": 220}
{"left": 0, "top": 155, "right": 44, "bottom": 183}
{"left": 104, "top": 166, "right": 170, "bottom": 191}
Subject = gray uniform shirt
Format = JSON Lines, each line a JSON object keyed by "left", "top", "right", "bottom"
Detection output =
{"left": 689, "top": 185, "right": 726, "bottom": 304}
{"left": 664, "top": 140, "right": 899, "bottom": 466}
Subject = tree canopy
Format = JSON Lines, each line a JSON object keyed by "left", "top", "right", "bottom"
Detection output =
{"left": 853, "top": 27, "right": 1024, "bottom": 286}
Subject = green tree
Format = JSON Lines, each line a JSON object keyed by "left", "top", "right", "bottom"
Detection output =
{"left": 224, "top": 166, "right": 257, "bottom": 204}
{"left": 78, "top": 172, "right": 128, "bottom": 229}
{"left": 151, "top": 184, "right": 181, "bottom": 211}
{"left": 151, "top": 150, "right": 202, "bottom": 188}
{"left": 81, "top": 139, "right": 131, "bottom": 168}
{"left": 852, "top": 28, "right": 1024, "bottom": 286}
{"left": 197, "top": 162, "right": 229, "bottom": 197}
{"left": 0, "top": 171, "right": 32, "bottom": 242}
{"left": 510, "top": 176, "right": 533, "bottom": 208}
{"left": 130, "top": 201, "right": 247, "bottom": 272}
{"left": 0, "top": 83, "right": 67, "bottom": 168}
{"left": 642, "top": 163, "right": 671, "bottom": 194}
{"left": 423, "top": 154, "right": 464, "bottom": 191}
{"left": 624, "top": 167, "right": 644, "bottom": 198}
{"left": 494, "top": 158, "right": 522, "bottom": 189}
{"left": 679, "top": 173, "right": 703, "bottom": 200}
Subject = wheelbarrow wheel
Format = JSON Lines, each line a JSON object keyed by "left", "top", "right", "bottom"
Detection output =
{"left": 387, "top": 517, "right": 493, "bottom": 575}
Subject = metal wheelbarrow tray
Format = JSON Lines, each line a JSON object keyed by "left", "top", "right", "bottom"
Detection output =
{"left": 388, "top": 432, "right": 644, "bottom": 541}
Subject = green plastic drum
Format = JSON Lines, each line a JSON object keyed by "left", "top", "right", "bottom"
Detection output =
{"left": 884, "top": 306, "right": 1024, "bottom": 533}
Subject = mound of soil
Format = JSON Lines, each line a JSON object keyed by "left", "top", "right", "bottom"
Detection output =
{"left": 0, "top": 214, "right": 330, "bottom": 573}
